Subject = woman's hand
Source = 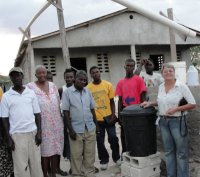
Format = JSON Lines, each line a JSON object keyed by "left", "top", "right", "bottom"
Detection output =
{"left": 140, "top": 101, "right": 151, "bottom": 108}
{"left": 166, "top": 107, "right": 178, "bottom": 115}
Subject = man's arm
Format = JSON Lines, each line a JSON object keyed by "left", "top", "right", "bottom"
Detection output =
{"left": 140, "top": 91, "right": 147, "bottom": 103}
{"left": 34, "top": 113, "right": 42, "bottom": 146}
{"left": 2, "top": 118, "right": 15, "bottom": 150}
{"left": 134, "top": 59, "right": 147, "bottom": 75}
{"left": 58, "top": 88, "right": 63, "bottom": 99}
{"left": 117, "top": 96, "right": 123, "bottom": 126}
{"left": 63, "top": 110, "right": 76, "bottom": 140}
{"left": 91, "top": 109, "right": 100, "bottom": 134}
{"left": 134, "top": 64, "right": 143, "bottom": 76}
{"left": 109, "top": 98, "right": 117, "bottom": 124}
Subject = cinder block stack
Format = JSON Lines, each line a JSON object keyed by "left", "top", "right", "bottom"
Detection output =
{"left": 121, "top": 152, "right": 161, "bottom": 177}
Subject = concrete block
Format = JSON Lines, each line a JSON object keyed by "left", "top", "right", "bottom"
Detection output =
{"left": 130, "top": 163, "right": 160, "bottom": 177}
{"left": 121, "top": 161, "right": 131, "bottom": 177}
{"left": 122, "top": 152, "right": 161, "bottom": 168}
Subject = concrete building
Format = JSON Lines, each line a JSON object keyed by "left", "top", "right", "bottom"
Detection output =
{"left": 15, "top": 9, "right": 200, "bottom": 87}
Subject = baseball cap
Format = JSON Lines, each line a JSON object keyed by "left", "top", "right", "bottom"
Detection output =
{"left": 9, "top": 67, "right": 24, "bottom": 76}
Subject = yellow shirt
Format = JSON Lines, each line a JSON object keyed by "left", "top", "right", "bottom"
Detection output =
{"left": 0, "top": 87, "right": 3, "bottom": 100}
{"left": 87, "top": 80, "right": 115, "bottom": 121}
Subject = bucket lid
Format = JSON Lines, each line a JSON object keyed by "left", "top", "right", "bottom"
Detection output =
{"left": 120, "top": 104, "right": 157, "bottom": 116}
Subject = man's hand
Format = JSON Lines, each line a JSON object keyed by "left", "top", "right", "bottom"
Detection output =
{"left": 118, "top": 113, "right": 122, "bottom": 126}
{"left": 140, "top": 59, "right": 148, "bottom": 66}
{"left": 69, "top": 130, "right": 76, "bottom": 140}
{"left": 35, "top": 131, "right": 42, "bottom": 146}
{"left": 109, "top": 115, "right": 118, "bottom": 125}
{"left": 8, "top": 136, "right": 15, "bottom": 151}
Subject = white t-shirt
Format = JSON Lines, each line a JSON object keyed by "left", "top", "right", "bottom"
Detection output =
{"left": 60, "top": 85, "right": 68, "bottom": 112}
{"left": 140, "top": 71, "right": 163, "bottom": 87}
{"left": 62, "top": 85, "right": 68, "bottom": 93}
{"left": 157, "top": 80, "right": 196, "bottom": 116}
{"left": 1, "top": 86, "right": 41, "bottom": 134}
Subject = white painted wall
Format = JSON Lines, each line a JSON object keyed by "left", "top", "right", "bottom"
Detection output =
{"left": 32, "top": 45, "right": 189, "bottom": 88}
{"left": 20, "top": 11, "right": 199, "bottom": 86}
{"left": 32, "top": 12, "right": 200, "bottom": 49}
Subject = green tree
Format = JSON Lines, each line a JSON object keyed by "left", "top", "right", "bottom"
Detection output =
{"left": 190, "top": 45, "right": 200, "bottom": 71}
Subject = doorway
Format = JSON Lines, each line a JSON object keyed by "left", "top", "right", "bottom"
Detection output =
{"left": 70, "top": 58, "right": 87, "bottom": 72}
{"left": 149, "top": 55, "right": 164, "bottom": 71}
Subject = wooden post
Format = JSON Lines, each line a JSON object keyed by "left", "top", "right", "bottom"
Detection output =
{"left": 167, "top": 8, "right": 177, "bottom": 62}
{"left": 26, "top": 30, "right": 35, "bottom": 82}
{"left": 56, "top": 0, "right": 71, "bottom": 67}
{"left": 130, "top": 45, "right": 137, "bottom": 67}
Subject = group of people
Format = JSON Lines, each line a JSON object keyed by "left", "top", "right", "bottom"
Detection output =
{"left": 0, "top": 58, "right": 196, "bottom": 177}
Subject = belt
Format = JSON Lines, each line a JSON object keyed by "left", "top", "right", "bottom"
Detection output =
{"left": 160, "top": 115, "right": 181, "bottom": 119}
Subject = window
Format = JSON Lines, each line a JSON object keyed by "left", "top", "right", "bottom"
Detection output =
{"left": 136, "top": 52, "right": 141, "bottom": 67}
{"left": 177, "top": 51, "right": 181, "bottom": 61}
{"left": 42, "top": 56, "right": 56, "bottom": 76}
{"left": 149, "top": 55, "right": 165, "bottom": 71}
{"left": 97, "top": 53, "right": 110, "bottom": 73}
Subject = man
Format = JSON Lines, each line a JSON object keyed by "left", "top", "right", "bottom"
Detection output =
{"left": 0, "top": 86, "right": 2, "bottom": 99}
{"left": 115, "top": 59, "right": 147, "bottom": 153}
{"left": 58, "top": 68, "right": 75, "bottom": 99}
{"left": 1, "top": 67, "right": 43, "bottom": 177}
{"left": 62, "top": 70, "right": 98, "bottom": 177}
{"left": 58, "top": 68, "right": 75, "bottom": 176}
{"left": 59, "top": 68, "right": 99, "bottom": 174}
{"left": 87, "top": 66, "right": 120, "bottom": 170}
{"left": 135, "top": 58, "right": 163, "bottom": 87}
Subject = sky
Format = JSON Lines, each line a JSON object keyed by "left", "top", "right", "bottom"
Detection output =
{"left": 0, "top": 0, "right": 200, "bottom": 75}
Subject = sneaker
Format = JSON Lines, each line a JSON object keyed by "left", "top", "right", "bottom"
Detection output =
{"left": 100, "top": 163, "right": 108, "bottom": 170}
{"left": 64, "top": 157, "right": 69, "bottom": 161}
{"left": 116, "top": 159, "right": 122, "bottom": 166}
{"left": 56, "top": 169, "right": 68, "bottom": 176}
{"left": 69, "top": 168, "right": 72, "bottom": 175}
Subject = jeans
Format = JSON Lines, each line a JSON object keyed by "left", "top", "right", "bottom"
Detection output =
{"left": 120, "top": 126, "right": 126, "bottom": 154}
{"left": 97, "top": 121, "right": 120, "bottom": 164}
{"left": 159, "top": 117, "right": 189, "bottom": 177}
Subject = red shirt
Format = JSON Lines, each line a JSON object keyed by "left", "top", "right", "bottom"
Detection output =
{"left": 115, "top": 75, "right": 146, "bottom": 107}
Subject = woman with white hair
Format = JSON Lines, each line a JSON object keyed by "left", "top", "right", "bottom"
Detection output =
{"left": 27, "top": 65, "right": 64, "bottom": 177}
{"left": 141, "top": 63, "right": 196, "bottom": 177}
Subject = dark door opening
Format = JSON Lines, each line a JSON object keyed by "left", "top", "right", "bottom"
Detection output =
{"left": 70, "top": 58, "right": 87, "bottom": 72}
{"left": 149, "top": 55, "right": 164, "bottom": 71}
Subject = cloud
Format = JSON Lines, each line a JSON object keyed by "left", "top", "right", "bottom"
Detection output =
{"left": 0, "top": 30, "right": 21, "bottom": 75}
{"left": 1, "top": 0, "right": 200, "bottom": 36}
{"left": 0, "top": 0, "right": 200, "bottom": 75}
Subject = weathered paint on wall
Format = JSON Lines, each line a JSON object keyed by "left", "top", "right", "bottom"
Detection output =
{"left": 19, "top": 10, "right": 200, "bottom": 86}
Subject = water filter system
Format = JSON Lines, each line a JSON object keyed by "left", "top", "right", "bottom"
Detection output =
{"left": 187, "top": 65, "right": 199, "bottom": 86}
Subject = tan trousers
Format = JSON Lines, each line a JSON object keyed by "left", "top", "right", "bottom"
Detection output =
{"left": 69, "top": 129, "right": 96, "bottom": 177}
{"left": 12, "top": 131, "right": 43, "bottom": 177}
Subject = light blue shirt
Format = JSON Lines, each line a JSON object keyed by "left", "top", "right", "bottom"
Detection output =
{"left": 62, "top": 85, "right": 96, "bottom": 133}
